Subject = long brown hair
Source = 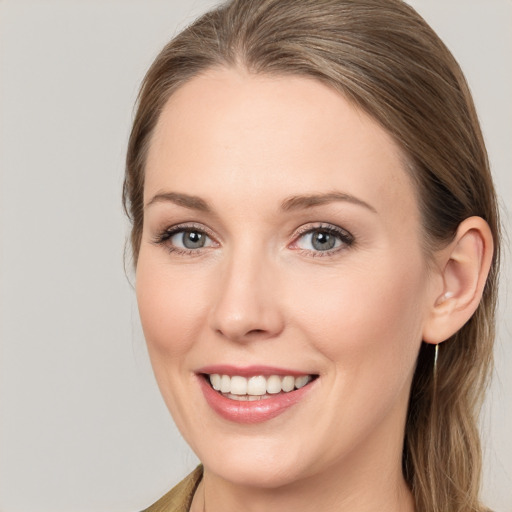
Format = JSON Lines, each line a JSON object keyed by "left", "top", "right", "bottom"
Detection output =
{"left": 123, "top": 1, "right": 501, "bottom": 510}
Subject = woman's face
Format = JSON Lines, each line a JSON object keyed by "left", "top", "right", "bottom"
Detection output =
{"left": 137, "top": 68, "right": 437, "bottom": 487}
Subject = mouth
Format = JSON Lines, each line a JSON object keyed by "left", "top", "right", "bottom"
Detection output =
{"left": 196, "top": 365, "right": 319, "bottom": 423}
{"left": 201, "top": 372, "right": 318, "bottom": 401}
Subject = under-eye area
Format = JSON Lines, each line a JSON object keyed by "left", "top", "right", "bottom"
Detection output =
{"left": 202, "top": 373, "right": 319, "bottom": 401}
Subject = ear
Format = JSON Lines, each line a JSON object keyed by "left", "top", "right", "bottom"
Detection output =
{"left": 422, "top": 216, "right": 494, "bottom": 345}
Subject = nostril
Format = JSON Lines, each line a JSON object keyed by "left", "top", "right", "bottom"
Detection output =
{"left": 215, "top": 327, "right": 268, "bottom": 340}
{"left": 244, "top": 328, "right": 275, "bottom": 340}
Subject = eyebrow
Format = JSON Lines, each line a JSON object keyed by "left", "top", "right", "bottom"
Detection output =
{"left": 145, "top": 192, "right": 211, "bottom": 212}
{"left": 145, "top": 190, "right": 377, "bottom": 214}
{"left": 281, "top": 192, "right": 377, "bottom": 213}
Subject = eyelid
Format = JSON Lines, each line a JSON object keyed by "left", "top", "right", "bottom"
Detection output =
{"left": 154, "top": 221, "right": 216, "bottom": 238}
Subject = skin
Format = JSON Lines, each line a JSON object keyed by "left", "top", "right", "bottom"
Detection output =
{"left": 136, "top": 67, "right": 444, "bottom": 512}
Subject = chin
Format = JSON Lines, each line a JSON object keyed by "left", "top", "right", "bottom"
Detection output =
{"left": 185, "top": 424, "right": 314, "bottom": 488}
{"left": 203, "top": 453, "right": 308, "bottom": 489}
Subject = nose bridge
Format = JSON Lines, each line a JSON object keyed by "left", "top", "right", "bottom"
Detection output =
{"left": 209, "top": 241, "right": 284, "bottom": 341}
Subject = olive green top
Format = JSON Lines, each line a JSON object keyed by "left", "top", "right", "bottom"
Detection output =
{"left": 142, "top": 466, "right": 203, "bottom": 512}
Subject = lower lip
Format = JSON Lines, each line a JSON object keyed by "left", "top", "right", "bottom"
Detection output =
{"left": 198, "top": 375, "right": 315, "bottom": 424}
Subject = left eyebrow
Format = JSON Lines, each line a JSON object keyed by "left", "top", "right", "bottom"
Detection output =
{"left": 281, "top": 192, "right": 377, "bottom": 214}
{"left": 144, "top": 191, "right": 212, "bottom": 212}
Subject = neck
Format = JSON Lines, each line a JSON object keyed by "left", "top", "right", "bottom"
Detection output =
{"left": 195, "top": 466, "right": 413, "bottom": 512}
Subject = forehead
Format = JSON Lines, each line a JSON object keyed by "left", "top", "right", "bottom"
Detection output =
{"left": 145, "top": 67, "right": 418, "bottom": 224}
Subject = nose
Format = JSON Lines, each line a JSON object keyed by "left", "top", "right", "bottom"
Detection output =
{"left": 208, "top": 249, "right": 285, "bottom": 342}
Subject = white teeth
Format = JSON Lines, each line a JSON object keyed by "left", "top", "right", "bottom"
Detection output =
{"left": 210, "top": 374, "right": 221, "bottom": 391}
{"left": 230, "top": 376, "right": 248, "bottom": 395}
{"left": 220, "top": 374, "right": 231, "bottom": 393}
{"left": 224, "top": 393, "right": 272, "bottom": 401}
{"left": 282, "top": 375, "right": 295, "bottom": 392}
{"left": 266, "top": 375, "right": 282, "bottom": 394}
{"left": 295, "top": 375, "right": 311, "bottom": 389}
{"left": 247, "top": 376, "right": 267, "bottom": 395}
{"left": 208, "top": 373, "right": 314, "bottom": 396}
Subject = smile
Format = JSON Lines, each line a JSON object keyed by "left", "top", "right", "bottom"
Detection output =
{"left": 207, "top": 374, "right": 313, "bottom": 401}
{"left": 197, "top": 368, "right": 318, "bottom": 423}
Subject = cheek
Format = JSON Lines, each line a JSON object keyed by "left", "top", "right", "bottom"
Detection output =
{"left": 135, "top": 255, "right": 209, "bottom": 364}
{"left": 281, "top": 254, "right": 429, "bottom": 458}
{"left": 289, "top": 253, "right": 428, "bottom": 381}
{"left": 135, "top": 253, "right": 215, "bottom": 437}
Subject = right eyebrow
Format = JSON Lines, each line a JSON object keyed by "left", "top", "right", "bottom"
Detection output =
{"left": 281, "top": 191, "right": 377, "bottom": 214}
{"left": 144, "top": 191, "right": 211, "bottom": 212}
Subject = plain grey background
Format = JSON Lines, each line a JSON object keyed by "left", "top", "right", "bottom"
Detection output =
{"left": 0, "top": 1, "right": 510, "bottom": 511}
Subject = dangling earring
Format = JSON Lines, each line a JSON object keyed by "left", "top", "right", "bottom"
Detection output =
{"left": 433, "top": 343, "right": 439, "bottom": 379}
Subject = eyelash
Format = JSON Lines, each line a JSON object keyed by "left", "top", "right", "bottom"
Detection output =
{"left": 291, "top": 223, "right": 355, "bottom": 257}
{"left": 152, "top": 223, "right": 218, "bottom": 256}
{"left": 152, "top": 222, "right": 355, "bottom": 257}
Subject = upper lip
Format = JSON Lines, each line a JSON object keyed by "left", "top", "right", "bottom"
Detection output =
{"left": 196, "top": 364, "right": 316, "bottom": 378}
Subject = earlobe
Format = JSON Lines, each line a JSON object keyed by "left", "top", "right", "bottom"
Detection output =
{"left": 422, "top": 216, "right": 494, "bottom": 345}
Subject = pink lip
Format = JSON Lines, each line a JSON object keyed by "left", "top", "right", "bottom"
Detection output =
{"left": 197, "top": 372, "right": 317, "bottom": 424}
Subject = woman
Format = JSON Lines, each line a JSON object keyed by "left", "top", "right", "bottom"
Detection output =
{"left": 123, "top": 1, "right": 500, "bottom": 511}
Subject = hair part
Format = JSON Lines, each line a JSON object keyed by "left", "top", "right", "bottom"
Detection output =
{"left": 124, "top": 1, "right": 500, "bottom": 510}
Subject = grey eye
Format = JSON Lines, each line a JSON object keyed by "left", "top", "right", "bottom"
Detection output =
{"left": 310, "top": 230, "right": 338, "bottom": 251}
{"left": 171, "top": 230, "right": 212, "bottom": 249}
{"left": 295, "top": 228, "right": 345, "bottom": 252}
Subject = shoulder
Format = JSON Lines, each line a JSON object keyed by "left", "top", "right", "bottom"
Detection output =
{"left": 141, "top": 466, "right": 203, "bottom": 512}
